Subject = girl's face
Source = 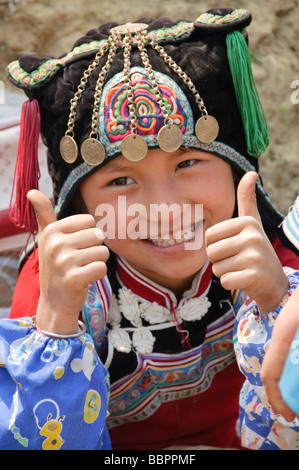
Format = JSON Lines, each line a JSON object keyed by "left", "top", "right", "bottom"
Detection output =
{"left": 80, "top": 148, "right": 236, "bottom": 295}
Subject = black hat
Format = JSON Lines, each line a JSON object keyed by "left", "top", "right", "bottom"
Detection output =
{"left": 7, "top": 7, "right": 281, "bottom": 234}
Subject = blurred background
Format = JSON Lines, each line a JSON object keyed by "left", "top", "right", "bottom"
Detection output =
{"left": 0, "top": 0, "right": 299, "bottom": 313}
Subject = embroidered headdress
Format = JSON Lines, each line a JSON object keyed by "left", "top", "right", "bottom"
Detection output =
{"left": 6, "top": 7, "right": 282, "bottom": 234}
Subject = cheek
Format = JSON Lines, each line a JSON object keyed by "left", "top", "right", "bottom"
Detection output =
{"left": 214, "top": 193, "right": 236, "bottom": 222}
{"left": 93, "top": 204, "right": 138, "bottom": 242}
{"left": 104, "top": 237, "right": 131, "bottom": 260}
{"left": 200, "top": 175, "right": 236, "bottom": 223}
{"left": 93, "top": 203, "right": 119, "bottom": 239}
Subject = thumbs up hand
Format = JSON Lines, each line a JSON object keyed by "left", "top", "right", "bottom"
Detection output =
{"left": 27, "top": 190, "right": 109, "bottom": 335}
{"left": 205, "top": 172, "right": 288, "bottom": 314}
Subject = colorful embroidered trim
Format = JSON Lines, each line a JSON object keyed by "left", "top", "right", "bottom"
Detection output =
{"left": 82, "top": 278, "right": 112, "bottom": 356}
{"left": 8, "top": 58, "right": 63, "bottom": 87}
{"left": 7, "top": 21, "right": 194, "bottom": 88}
{"left": 196, "top": 8, "right": 247, "bottom": 25}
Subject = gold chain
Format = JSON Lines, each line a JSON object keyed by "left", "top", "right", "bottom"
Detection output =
{"left": 148, "top": 39, "right": 208, "bottom": 116}
{"left": 135, "top": 31, "right": 171, "bottom": 125}
{"left": 89, "top": 31, "right": 120, "bottom": 139}
{"left": 123, "top": 31, "right": 138, "bottom": 134}
{"left": 65, "top": 43, "right": 110, "bottom": 138}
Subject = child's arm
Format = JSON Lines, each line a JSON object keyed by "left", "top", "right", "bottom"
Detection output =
{"left": 232, "top": 273, "right": 299, "bottom": 450}
{"left": 261, "top": 285, "right": 299, "bottom": 422}
{"left": 0, "top": 190, "right": 111, "bottom": 449}
{"left": 205, "top": 172, "right": 289, "bottom": 314}
{"left": 27, "top": 190, "right": 109, "bottom": 336}
{"left": 0, "top": 317, "right": 110, "bottom": 450}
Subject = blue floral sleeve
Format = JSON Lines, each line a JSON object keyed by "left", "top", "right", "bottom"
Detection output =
{"left": 0, "top": 317, "right": 111, "bottom": 450}
{"left": 233, "top": 270, "right": 299, "bottom": 450}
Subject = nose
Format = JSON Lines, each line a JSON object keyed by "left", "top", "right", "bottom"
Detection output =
{"left": 141, "top": 178, "right": 187, "bottom": 236}
{"left": 144, "top": 176, "right": 182, "bottom": 207}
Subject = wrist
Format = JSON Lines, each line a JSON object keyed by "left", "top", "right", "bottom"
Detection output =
{"left": 34, "top": 317, "right": 86, "bottom": 339}
{"left": 36, "top": 296, "right": 81, "bottom": 336}
{"left": 256, "top": 273, "right": 289, "bottom": 314}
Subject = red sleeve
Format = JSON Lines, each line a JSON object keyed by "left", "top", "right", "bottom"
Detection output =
{"left": 9, "top": 248, "right": 40, "bottom": 319}
{"left": 270, "top": 234, "right": 299, "bottom": 270}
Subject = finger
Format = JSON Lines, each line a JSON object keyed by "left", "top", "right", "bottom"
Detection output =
{"left": 237, "top": 171, "right": 261, "bottom": 221}
{"left": 27, "top": 189, "right": 57, "bottom": 234}
{"left": 66, "top": 227, "right": 106, "bottom": 249}
{"left": 206, "top": 235, "right": 240, "bottom": 263}
{"left": 205, "top": 216, "right": 261, "bottom": 247}
{"left": 76, "top": 245, "right": 110, "bottom": 267}
{"left": 205, "top": 218, "right": 241, "bottom": 247}
{"left": 68, "top": 261, "right": 108, "bottom": 287}
{"left": 210, "top": 252, "right": 247, "bottom": 280}
{"left": 54, "top": 213, "right": 98, "bottom": 235}
{"left": 216, "top": 269, "right": 257, "bottom": 292}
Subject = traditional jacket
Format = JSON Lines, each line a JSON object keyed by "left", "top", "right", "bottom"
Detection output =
{"left": 3, "top": 236, "right": 299, "bottom": 450}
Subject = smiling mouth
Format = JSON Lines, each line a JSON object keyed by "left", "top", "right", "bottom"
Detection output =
{"left": 147, "top": 223, "right": 200, "bottom": 247}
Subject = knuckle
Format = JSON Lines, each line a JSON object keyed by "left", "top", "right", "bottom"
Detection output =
{"left": 46, "top": 236, "right": 64, "bottom": 258}
{"left": 242, "top": 230, "right": 260, "bottom": 248}
{"left": 64, "top": 267, "right": 80, "bottom": 288}
{"left": 55, "top": 251, "right": 72, "bottom": 271}
{"left": 40, "top": 222, "right": 56, "bottom": 242}
{"left": 245, "top": 248, "right": 263, "bottom": 267}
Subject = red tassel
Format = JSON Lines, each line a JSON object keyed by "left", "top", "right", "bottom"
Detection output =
{"left": 9, "top": 99, "right": 41, "bottom": 235}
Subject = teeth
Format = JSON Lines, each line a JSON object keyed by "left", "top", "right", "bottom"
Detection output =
{"left": 149, "top": 225, "right": 196, "bottom": 247}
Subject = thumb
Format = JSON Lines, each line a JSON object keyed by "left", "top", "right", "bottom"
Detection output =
{"left": 27, "top": 189, "right": 57, "bottom": 234}
{"left": 237, "top": 171, "right": 261, "bottom": 221}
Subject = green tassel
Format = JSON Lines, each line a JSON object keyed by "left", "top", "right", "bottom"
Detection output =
{"left": 226, "top": 30, "right": 269, "bottom": 157}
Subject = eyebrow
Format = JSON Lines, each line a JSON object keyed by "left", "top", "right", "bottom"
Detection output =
{"left": 104, "top": 160, "right": 135, "bottom": 174}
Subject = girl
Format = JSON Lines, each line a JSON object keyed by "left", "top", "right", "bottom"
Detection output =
{"left": 2, "top": 7, "right": 299, "bottom": 449}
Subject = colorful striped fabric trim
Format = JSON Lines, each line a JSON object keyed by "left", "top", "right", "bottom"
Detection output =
{"left": 82, "top": 276, "right": 112, "bottom": 353}
{"left": 107, "top": 309, "right": 236, "bottom": 428}
{"left": 283, "top": 193, "right": 299, "bottom": 250}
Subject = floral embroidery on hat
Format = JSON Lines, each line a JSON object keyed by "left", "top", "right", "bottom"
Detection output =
{"left": 103, "top": 70, "right": 188, "bottom": 143}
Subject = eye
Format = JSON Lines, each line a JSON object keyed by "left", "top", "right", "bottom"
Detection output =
{"left": 109, "top": 176, "right": 135, "bottom": 186}
{"left": 177, "top": 159, "right": 198, "bottom": 169}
